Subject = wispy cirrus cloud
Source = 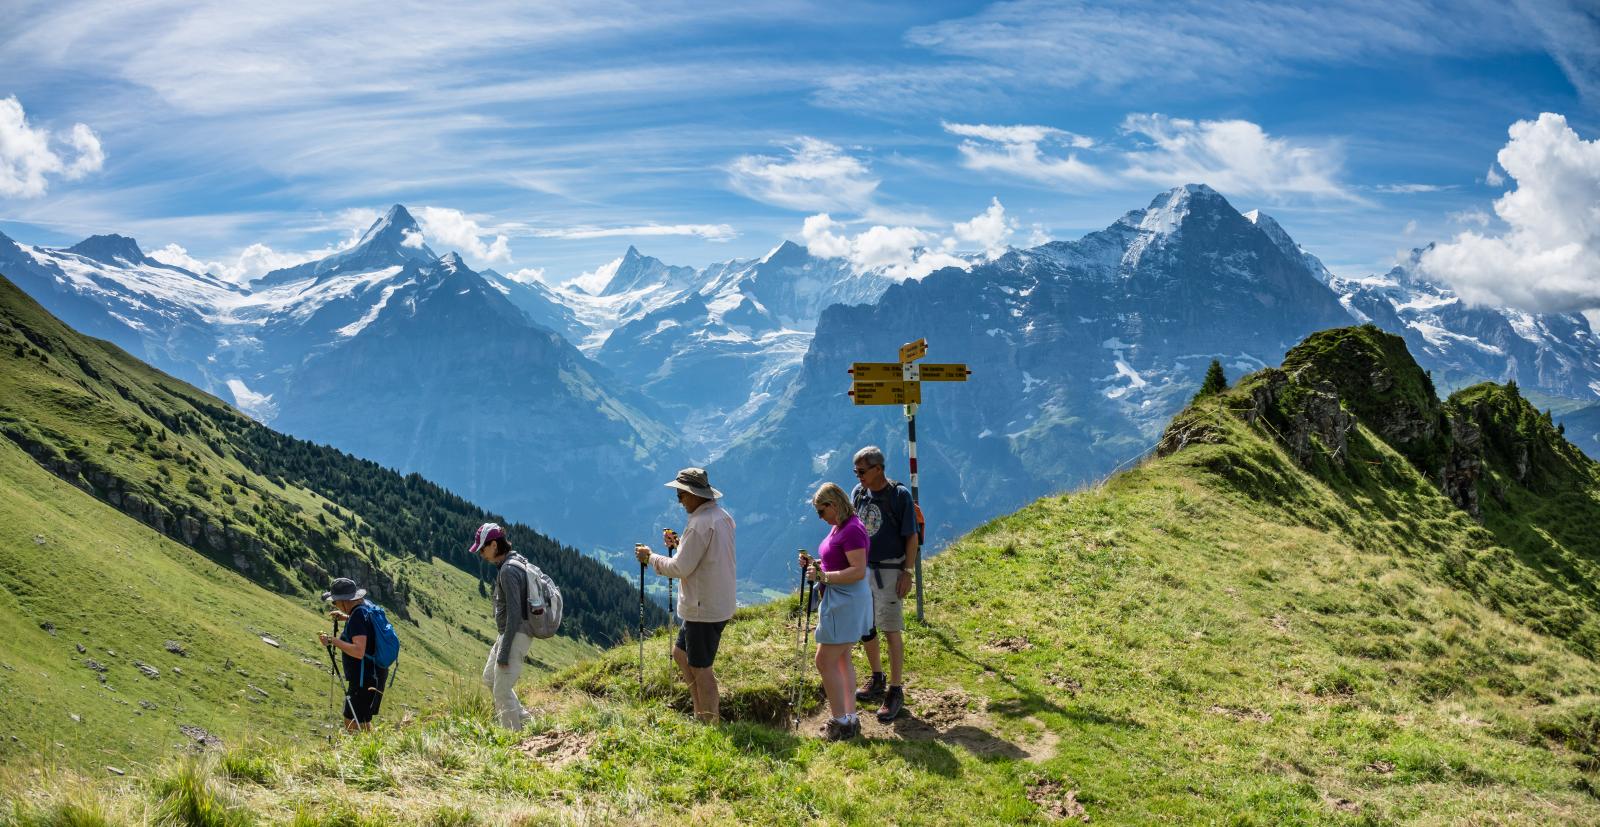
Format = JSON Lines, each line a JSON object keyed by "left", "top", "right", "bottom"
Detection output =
{"left": 530, "top": 223, "right": 736, "bottom": 242}
{"left": 1120, "top": 114, "right": 1357, "bottom": 202}
{"left": 943, "top": 122, "right": 1109, "bottom": 189}
{"left": 1373, "top": 183, "right": 1454, "bottom": 194}
{"left": 728, "top": 137, "right": 880, "bottom": 213}
{"left": 1514, "top": 0, "right": 1600, "bottom": 104}
{"left": 944, "top": 114, "right": 1358, "bottom": 202}
{"left": 902, "top": 0, "right": 1540, "bottom": 95}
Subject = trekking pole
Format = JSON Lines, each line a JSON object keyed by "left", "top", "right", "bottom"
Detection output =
{"left": 802, "top": 579, "right": 817, "bottom": 672}
{"left": 663, "top": 528, "right": 677, "bottom": 662}
{"left": 789, "top": 551, "right": 808, "bottom": 729}
{"left": 638, "top": 560, "right": 646, "bottom": 696}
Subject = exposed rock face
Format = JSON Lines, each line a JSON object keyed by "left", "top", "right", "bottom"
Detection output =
{"left": 1161, "top": 325, "right": 1589, "bottom": 521}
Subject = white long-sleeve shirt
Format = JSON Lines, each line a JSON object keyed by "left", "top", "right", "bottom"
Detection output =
{"left": 651, "top": 499, "right": 737, "bottom": 623}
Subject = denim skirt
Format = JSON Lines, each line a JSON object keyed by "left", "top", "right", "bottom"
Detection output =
{"left": 814, "top": 577, "right": 873, "bottom": 645}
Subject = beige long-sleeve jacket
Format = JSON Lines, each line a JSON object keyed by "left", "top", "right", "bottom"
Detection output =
{"left": 651, "top": 499, "right": 736, "bottom": 623}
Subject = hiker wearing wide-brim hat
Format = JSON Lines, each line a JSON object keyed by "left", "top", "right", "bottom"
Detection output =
{"left": 316, "top": 578, "right": 386, "bottom": 731}
{"left": 635, "top": 467, "right": 736, "bottom": 723}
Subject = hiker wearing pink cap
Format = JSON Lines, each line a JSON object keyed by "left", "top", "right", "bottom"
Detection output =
{"left": 470, "top": 522, "right": 538, "bottom": 730}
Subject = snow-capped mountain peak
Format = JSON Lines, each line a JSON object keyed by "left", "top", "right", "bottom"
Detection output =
{"left": 257, "top": 204, "right": 435, "bottom": 286}
{"left": 357, "top": 204, "right": 422, "bottom": 247}
{"left": 66, "top": 234, "right": 148, "bottom": 267}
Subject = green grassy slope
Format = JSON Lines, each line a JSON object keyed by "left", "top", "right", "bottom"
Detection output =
{"left": 0, "top": 275, "right": 663, "bottom": 649}
{"left": 0, "top": 275, "right": 616, "bottom": 769}
{"left": 0, "top": 436, "right": 595, "bottom": 770}
{"left": 8, "top": 325, "right": 1600, "bottom": 824}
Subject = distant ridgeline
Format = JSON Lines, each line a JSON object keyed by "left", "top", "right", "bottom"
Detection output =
{"left": 0, "top": 274, "right": 664, "bottom": 644}
{"left": 1162, "top": 324, "right": 1600, "bottom": 655}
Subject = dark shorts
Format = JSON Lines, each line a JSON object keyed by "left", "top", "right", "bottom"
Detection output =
{"left": 344, "top": 666, "right": 387, "bottom": 723}
{"left": 675, "top": 620, "right": 728, "bottom": 669}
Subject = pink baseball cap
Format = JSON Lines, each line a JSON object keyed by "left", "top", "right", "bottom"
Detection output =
{"left": 468, "top": 522, "right": 506, "bottom": 554}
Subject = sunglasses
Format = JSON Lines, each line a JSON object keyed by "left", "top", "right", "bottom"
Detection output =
{"left": 853, "top": 465, "right": 878, "bottom": 476}
{"left": 815, "top": 503, "right": 833, "bottom": 516}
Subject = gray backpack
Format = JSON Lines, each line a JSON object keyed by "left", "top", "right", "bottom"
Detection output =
{"left": 519, "top": 560, "right": 563, "bottom": 639}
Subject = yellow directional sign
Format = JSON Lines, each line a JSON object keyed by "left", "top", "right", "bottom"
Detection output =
{"left": 849, "top": 380, "right": 922, "bottom": 405}
{"left": 848, "top": 362, "right": 904, "bottom": 382}
{"left": 899, "top": 338, "right": 928, "bottom": 363}
{"left": 918, "top": 363, "right": 971, "bottom": 382}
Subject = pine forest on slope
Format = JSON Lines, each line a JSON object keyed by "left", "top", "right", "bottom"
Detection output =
{"left": 0, "top": 274, "right": 664, "bottom": 767}
{"left": 9, "top": 325, "right": 1600, "bottom": 823}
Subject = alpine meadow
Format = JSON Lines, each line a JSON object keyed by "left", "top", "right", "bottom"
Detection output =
{"left": 4, "top": 1, "right": 1600, "bottom": 824}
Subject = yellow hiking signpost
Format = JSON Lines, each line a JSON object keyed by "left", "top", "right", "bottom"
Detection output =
{"left": 846, "top": 338, "right": 970, "bottom": 621}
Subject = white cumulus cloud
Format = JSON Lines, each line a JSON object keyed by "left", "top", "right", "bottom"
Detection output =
{"left": 413, "top": 206, "right": 511, "bottom": 263}
{"left": 728, "top": 137, "right": 879, "bottom": 213}
{"left": 149, "top": 241, "right": 328, "bottom": 285}
{"left": 951, "top": 197, "right": 1017, "bottom": 258}
{"left": 0, "top": 97, "right": 105, "bottom": 197}
{"left": 1485, "top": 164, "right": 1505, "bottom": 187}
{"left": 500, "top": 267, "right": 547, "bottom": 285}
{"left": 800, "top": 198, "right": 1017, "bottom": 279}
{"left": 1120, "top": 114, "right": 1355, "bottom": 201}
{"left": 1419, "top": 113, "right": 1600, "bottom": 313}
{"left": 943, "top": 121, "right": 1107, "bottom": 188}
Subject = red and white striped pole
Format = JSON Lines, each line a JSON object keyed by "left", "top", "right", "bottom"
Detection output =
{"left": 905, "top": 401, "right": 923, "bottom": 622}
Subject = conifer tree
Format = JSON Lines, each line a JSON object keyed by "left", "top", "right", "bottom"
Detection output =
{"left": 1193, "top": 359, "right": 1228, "bottom": 403}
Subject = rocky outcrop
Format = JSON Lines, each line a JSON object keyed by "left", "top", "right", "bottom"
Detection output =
{"left": 1162, "top": 326, "right": 1590, "bottom": 521}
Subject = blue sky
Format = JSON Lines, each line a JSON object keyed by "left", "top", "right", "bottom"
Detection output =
{"left": 0, "top": 0, "right": 1595, "bottom": 297}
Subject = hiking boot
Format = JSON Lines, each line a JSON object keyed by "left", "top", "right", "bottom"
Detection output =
{"left": 855, "top": 672, "right": 886, "bottom": 703}
{"left": 876, "top": 685, "right": 904, "bottom": 723}
{"left": 823, "top": 718, "right": 855, "bottom": 741}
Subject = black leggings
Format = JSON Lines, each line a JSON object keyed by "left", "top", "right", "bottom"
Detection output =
{"left": 344, "top": 667, "right": 387, "bottom": 723}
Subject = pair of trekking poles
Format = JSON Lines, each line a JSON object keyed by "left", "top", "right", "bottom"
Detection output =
{"left": 322, "top": 616, "right": 359, "bottom": 733}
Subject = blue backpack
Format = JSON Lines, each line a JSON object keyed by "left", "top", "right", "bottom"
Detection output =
{"left": 361, "top": 600, "right": 401, "bottom": 669}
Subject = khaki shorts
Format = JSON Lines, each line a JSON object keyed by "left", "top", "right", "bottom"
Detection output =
{"left": 866, "top": 564, "right": 906, "bottom": 634}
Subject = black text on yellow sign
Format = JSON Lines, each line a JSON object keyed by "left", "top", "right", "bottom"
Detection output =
{"left": 848, "top": 362, "right": 904, "bottom": 381}
{"left": 898, "top": 338, "right": 928, "bottom": 363}
{"left": 849, "top": 380, "right": 922, "bottom": 406}
{"left": 916, "top": 363, "right": 971, "bottom": 382}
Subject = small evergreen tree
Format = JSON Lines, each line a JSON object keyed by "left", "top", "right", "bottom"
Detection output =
{"left": 1193, "top": 359, "right": 1228, "bottom": 403}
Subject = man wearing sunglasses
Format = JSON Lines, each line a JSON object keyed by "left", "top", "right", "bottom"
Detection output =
{"left": 849, "top": 445, "right": 918, "bottom": 722}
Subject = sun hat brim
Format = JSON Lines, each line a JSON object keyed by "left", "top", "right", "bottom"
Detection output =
{"left": 665, "top": 479, "right": 721, "bottom": 499}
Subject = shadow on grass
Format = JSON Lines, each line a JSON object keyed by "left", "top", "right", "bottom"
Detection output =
{"left": 922, "top": 627, "right": 1146, "bottom": 735}
{"left": 867, "top": 733, "right": 963, "bottom": 777}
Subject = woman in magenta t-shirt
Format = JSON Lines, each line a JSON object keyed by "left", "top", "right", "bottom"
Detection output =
{"left": 799, "top": 482, "right": 873, "bottom": 740}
